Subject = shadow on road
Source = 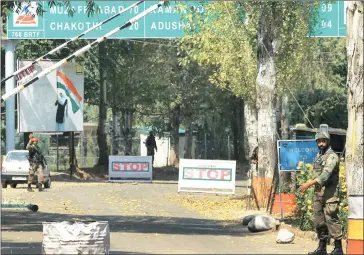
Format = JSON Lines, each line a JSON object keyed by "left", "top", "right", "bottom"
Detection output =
{"left": 1, "top": 210, "right": 260, "bottom": 237}
{"left": 0, "top": 241, "right": 151, "bottom": 255}
{"left": 1, "top": 241, "right": 41, "bottom": 255}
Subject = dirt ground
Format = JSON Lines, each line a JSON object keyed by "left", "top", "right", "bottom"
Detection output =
{"left": 1, "top": 170, "right": 321, "bottom": 254}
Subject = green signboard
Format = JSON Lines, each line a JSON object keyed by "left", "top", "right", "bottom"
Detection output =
{"left": 6, "top": 1, "right": 346, "bottom": 39}
{"left": 309, "top": 1, "right": 347, "bottom": 37}
{"left": 6, "top": 1, "right": 200, "bottom": 39}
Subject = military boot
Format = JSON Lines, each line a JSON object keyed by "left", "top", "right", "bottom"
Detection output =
{"left": 37, "top": 183, "right": 44, "bottom": 192}
{"left": 308, "top": 239, "right": 328, "bottom": 255}
{"left": 27, "top": 184, "right": 33, "bottom": 192}
{"left": 330, "top": 240, "right": 344, "bottom": 255}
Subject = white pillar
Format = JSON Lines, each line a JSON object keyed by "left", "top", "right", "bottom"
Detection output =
{"left": 5, "top": 40, "right": 18, "bottom": 153}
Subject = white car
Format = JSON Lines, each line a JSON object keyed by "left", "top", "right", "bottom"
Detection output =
{"left": 1, "top": 150, "right": 51, "bottom": 189}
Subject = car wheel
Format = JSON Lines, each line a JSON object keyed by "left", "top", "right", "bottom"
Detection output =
{"left": 10, "top": 183, "right": 17, "bottom": 189}
{"left": 2, "top": 182, "right": 7, "bottom": 188}
{"left": 44, "top": 176, "right": 51, "bottom": 189}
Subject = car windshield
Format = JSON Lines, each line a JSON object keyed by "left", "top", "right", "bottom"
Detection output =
{"left": 7, "top": 152, "right": 28, "bottom": 162}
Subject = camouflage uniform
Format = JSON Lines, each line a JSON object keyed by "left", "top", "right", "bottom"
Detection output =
{"left": 312, "top": 147, "right": 342, "bottom": 241}
{"left": 26, "top": 140, "right": 44, "bottom": 190}
{"left": 309, "top": 132, "right": 343, "bottom": 255}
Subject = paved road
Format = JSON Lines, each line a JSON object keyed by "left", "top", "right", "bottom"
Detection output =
{"left": 1, "top": 180, "right": 317, "bottom": 254}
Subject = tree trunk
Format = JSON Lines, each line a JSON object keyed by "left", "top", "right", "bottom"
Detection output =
{"left": 237, "top": 98, "right": 246, "bottom": 173}
{"left": 122, "top": 109, "right": 133, "bottom": 155}
{"left": 276, "top": 95, "right": 282, "bottom": 138}
{"left": 244, "top": 102, "right": 258, "bottom": 159}
{"left": 281, "top": 93, "right": 290, "bottom": 139}
{"left": 183, "top": 119, "right": 193, "bottom": 159}
{"left": 111, "top": 107, "right": 120, "bottom": 155}
{"left": 254, "top": 7, "right": 278, "bottom": 208}
{"left": 82, "top": 135, "right": 87, "bottom": 166}
{"left": 231, "top": 101, "right": 239, "bottom": 161}
{"left": 281, "top": 92, "right": 295, "bottom": 192}
{"left": 111, "top": 65, "right": 119, "bottom": 156}
{"left": 97, "top": 43, "right": 109, "bottom": 167}
{"left": 345, "top": 2, "right": 363, "bottom": 254}
{"left": 212, "top": 116, "right": 219, "bottom": 159}
{"left": 170, "top": 105, "right": 180, "bottom": 166}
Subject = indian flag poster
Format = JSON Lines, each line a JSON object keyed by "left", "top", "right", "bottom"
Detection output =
{"left": 57, "top": 71, "right": 82, "bottom": 114}
{"left": 18, "top": 60, "right": 84, "bottom": 132}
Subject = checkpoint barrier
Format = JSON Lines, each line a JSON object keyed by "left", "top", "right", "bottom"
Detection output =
{"left": 178, "top": 159, "right": 236, "bottom": 195}
{"left": 108, "top": 156, "right": 152, "bottom": 183}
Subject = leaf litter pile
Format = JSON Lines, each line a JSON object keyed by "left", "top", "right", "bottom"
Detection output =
{"left": 167, "top": 194, "right": 246, "bottom": 222}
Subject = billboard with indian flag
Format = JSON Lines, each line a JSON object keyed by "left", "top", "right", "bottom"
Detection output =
{"left": 17, "top": 60, "right": 84, "bottom": 132}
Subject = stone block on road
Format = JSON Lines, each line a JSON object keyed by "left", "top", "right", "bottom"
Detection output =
{"left": 276, "top": 228, "right": 295, "bottom": 244}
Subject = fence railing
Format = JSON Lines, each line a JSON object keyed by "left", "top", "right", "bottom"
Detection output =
{"left": 44, "top": 155, "right": 99, "bottom": 171}
{"left": 5, "top": 133, "right": 243, "bottom": 171}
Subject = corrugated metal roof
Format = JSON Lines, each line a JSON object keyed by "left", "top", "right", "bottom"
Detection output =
{"left": 292, "top": 123, "right": 346, "bottom": 135}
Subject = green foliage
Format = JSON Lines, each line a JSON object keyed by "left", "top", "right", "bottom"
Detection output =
{"left": 178, "top": 2, "right": 258, "bottom": 103}
{"left": 176, "top": 0, "right": 330, "bottom": 109}
{"left": 289, "top": 89, "right": 348, "bottom": 129}
{"left": 295, "top": 162, "right": 316, "bottom": 231}
{"left": 289, "top": 38, "right": 347, "bottom": 92}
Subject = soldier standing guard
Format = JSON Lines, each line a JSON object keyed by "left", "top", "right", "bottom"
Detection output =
{"left": 26, "top": 134, "right": 45, "bottom": 192}
{"left": 299, "top": 132, "right": 344, "bottom": 255}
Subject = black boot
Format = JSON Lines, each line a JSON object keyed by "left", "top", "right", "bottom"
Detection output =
{"left": 37, "top": 183, "right": 43, "bottom": 192}
{"left": 330, "top": 240, "right": 344, "bottom": 255}
{"left": 308, "top": 239, "right": 328, "bottom": 255}
{"left": 27, "top": 184, "right": 33, "bottom": 192}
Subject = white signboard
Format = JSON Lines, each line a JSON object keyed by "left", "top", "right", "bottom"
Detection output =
{"left": 108, "top": 156, "right": 153, "bottom": 183}
{"left": 178, "top": 159, "right": 236, "bottom": 194}
{"left": 18, "top": 60, "right": 84, "bottom": 132}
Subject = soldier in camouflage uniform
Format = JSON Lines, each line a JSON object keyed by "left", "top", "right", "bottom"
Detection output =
{"left": 26, "top": 135, "right": 45, "bottom": 192}
{"left": 299, "top": 132, "right": 344, "bottom": 255}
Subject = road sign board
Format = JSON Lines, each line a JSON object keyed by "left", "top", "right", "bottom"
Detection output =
{"left": 6, "top": 1, "right": 346, "bottom": 39}
{"left": 308, "top": 1, "right": 347, "bottom": 37}
{"left": 6, "top": 1, "right": 201, "bottom": 39}
{"left": 277, "top": 140, "right": 319, "bottom": 171}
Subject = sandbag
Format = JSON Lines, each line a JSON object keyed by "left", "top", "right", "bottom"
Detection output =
{"left": 242, "top": 215, "right": 256, "bottom": 226}
{"left": 276, "top": 228, "right": 295, "bottom": 244}
{"left": 247, "top": 215, "right": 276, "bottom": 232}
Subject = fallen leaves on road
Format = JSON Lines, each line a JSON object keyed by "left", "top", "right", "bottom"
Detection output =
{"left": 167, "top": 194, "right": 246, "bottom": 222}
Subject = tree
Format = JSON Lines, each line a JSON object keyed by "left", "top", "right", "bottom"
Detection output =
{"left": 96, "top": 43, "right": 108, "bottom": 166}
{"left": 289, "top": 89, "right": 348, "bottom": 129}
{"left": 179, "top": 1, "right": 319, "bottom": 207}
{"left": 345, "top": 2, "right": 363, "bottom": 254}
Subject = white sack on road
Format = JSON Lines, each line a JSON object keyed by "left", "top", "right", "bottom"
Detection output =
{"left": 247, "top": 215, "right": 276, "bottom": 232}
{"left": 42, "top": 221, "right": 110, "bottom": 254}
